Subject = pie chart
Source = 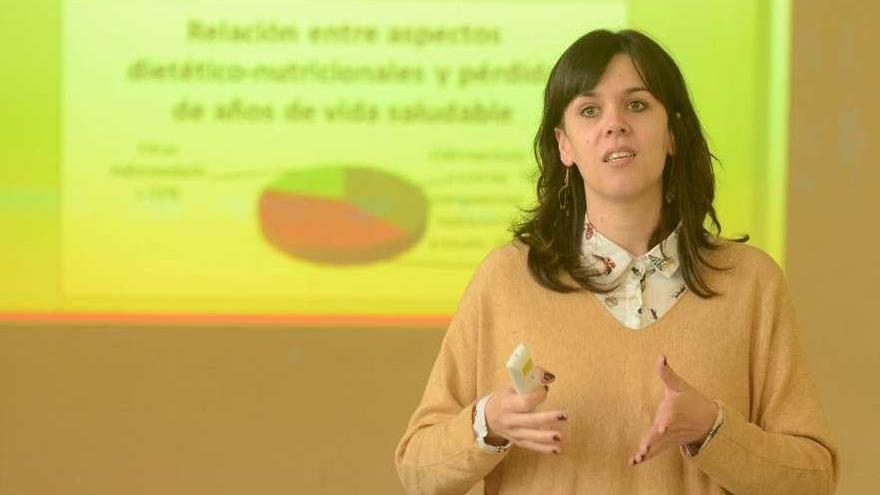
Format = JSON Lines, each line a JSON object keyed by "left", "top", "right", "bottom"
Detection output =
{"left": 258, "top": 166, "right": 428, "bottom": 264}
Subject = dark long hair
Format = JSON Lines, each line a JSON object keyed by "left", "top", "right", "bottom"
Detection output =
{"left": 512, "top": 29, "right": 747, "bottom": 297}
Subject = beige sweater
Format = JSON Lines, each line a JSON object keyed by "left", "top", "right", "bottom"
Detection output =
{"left": 394, "top": 241, "right": 838, "bottom": 494}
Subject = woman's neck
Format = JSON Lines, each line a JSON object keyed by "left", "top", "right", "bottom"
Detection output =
{"left": 586, "top": 193, "right": 663, "bottom": 257}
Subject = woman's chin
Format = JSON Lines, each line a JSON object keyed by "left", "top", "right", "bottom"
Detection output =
{"left": 591, "top": 183, "right": 663, "bottom": 205}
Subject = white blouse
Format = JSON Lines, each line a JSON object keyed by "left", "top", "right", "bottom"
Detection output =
{"left": 580, "top": 216, "right": 688, "bottom": 330}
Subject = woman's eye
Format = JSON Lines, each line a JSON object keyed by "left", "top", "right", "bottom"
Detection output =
{"left": 581, "top": 106, "right": 599, "bottom": 117}
{"left": 627, "top": 100, "right": 647, "bottom": 112}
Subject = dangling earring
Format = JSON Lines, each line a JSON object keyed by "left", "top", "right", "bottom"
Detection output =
{"left": 558, "top": 166, "right": 571, "bottom": 212}
{"left": 664, "top": 155, "right": 676, "bottom": 204}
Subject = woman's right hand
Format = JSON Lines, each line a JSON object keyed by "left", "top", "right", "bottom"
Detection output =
{"left": 484, "top": 368, "right": 567, "bottom": 454}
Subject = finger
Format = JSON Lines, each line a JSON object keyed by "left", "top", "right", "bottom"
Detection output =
{"left": 517, "top": 439, "right": 561, "bottom": 455}
{"left": 657, "top": 354, "right": 685, "bottom": 393}
{"left": 511, "top": 384, "right": 549, "bottom": 412}
{"left": 509, "top": 410, "right": 568, "bottom": 430}
{"left": 634, "top": 430, "right": 676, "bottom": 464}
{"left": 531, "top": 365, "right": 554, "bottom": 384}
{"left": 634, "top": 416, "right": 681, "bottom": 464}
{"left": 636, "top": 422, "right": 664, "bottom": 459}
{"left": 536, "top": 366, "right": 556, "bottom": 384}
{"left": 509, "top": 426, "right": 563, "bottom": 446}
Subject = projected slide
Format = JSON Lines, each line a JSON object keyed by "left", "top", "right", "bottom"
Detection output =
{"left": 0, "top": 0, "right": 783, "bottom": 321}
{"left": 60, "top": 0, "right": 627, "bottom": 316}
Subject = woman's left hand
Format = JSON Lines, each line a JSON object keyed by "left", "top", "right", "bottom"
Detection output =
{"left": 629, "top": 355, "right": 719, "bottom": 466}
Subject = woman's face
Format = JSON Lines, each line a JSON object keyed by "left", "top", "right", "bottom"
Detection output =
{"left": 555, "top": 54, "right": 673, "bottom": 206}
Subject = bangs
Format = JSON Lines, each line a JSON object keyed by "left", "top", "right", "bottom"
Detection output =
{"left": 547, "top": 36, "right": 617, "bottom": 118}
{"left": 546, "top": 30, "right": 675, "bottom": 122}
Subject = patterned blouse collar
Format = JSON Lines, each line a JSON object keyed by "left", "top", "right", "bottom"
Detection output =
{"left": 581, "top": 214, "right": 682, "bottom": 284}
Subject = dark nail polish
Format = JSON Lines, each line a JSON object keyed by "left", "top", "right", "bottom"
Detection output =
{"left": 543, "top": 371, "right": 556, "bottom": 382}
{"left": 552, "top": 449, "right": 559, "bottom": 455}
{"left": 553, "top": 434, "right": 561, "bottom": 442}
{"left": 557, "top": 413, "right": 567, "bottom": 421}
{"left": 544, "top": 384, "right": 549, "bottom": 392}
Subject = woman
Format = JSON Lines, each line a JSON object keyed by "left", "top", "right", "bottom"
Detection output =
{"left": 394, "top": 29, "right": 838, "bottom": 494}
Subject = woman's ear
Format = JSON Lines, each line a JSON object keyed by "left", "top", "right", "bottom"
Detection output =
{"left": 555, "top": 127, "right": 574, "bottom": 166}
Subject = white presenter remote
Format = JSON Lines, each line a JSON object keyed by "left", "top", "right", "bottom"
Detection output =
{"left": 506, "top": 344, "right": 542, "bottom": 394}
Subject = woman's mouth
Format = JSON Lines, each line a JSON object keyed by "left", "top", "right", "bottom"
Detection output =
{"left": 603, "top": 149, "right": 638, "bottom": 165}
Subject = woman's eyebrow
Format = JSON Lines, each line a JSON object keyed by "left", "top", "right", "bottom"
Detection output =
{"left": 580, "top": 86, "right": 652, "bottom": 98}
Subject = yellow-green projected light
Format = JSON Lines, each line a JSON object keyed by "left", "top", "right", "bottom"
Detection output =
{"left": 0, "top": 0, "right": 789, "bottom": 324}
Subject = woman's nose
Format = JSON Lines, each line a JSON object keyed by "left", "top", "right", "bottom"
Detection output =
{"left": 604, "top": 122, "right": 629, "bottom": 136}
{"left": 602, "top": 105, "right": 631, "bottom": 136}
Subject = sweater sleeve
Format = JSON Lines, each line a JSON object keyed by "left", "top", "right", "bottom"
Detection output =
{"left": 686, "top": 259, "right": 840, "bottom": 494}
{"left": 393, "top": 253, "right": 509, "bottom": 495}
